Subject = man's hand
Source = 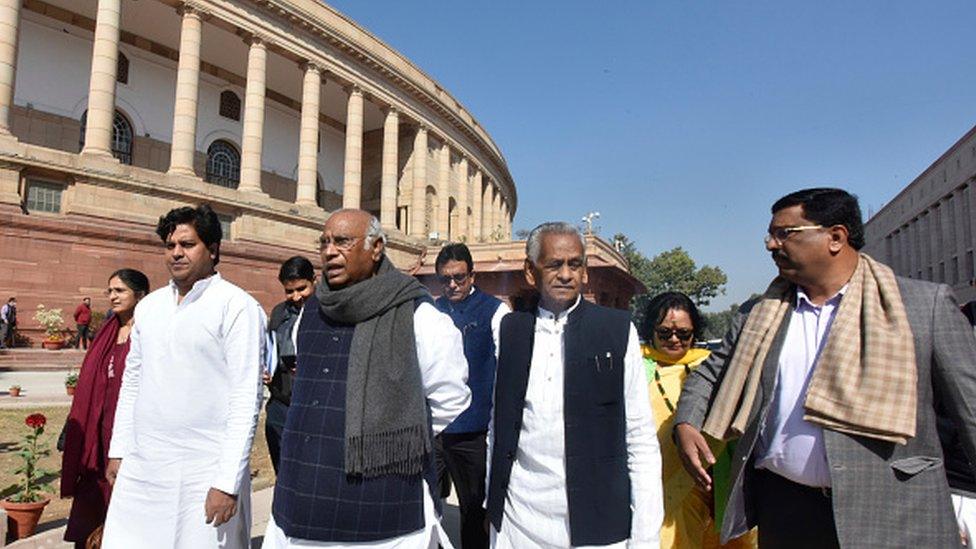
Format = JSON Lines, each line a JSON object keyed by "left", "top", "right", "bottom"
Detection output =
{"left": 675, "top": 422, "right": 715, "bottom": 491}
{"left": 204, "top": 488, "right": 238, "bottom": 527}
{"left": 262, "top": 372, "right": 272, "bottom": 385}
{"left": 106, "top": 458, "right": 122, "bottom": 486}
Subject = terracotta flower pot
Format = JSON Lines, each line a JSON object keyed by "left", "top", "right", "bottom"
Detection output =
{"left": 65, "top": 385, "right": 75, "bottom": 396}
{"left": 1, "top": 497, "right": 50, "bottom": 540}
{"left": 41, "top": 340, "right": 64, "bottom": 351}
{"left": 8, "top": 387, "right": 20, "bottom": 397}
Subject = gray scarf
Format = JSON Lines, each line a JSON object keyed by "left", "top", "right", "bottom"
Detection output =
{"left": 316, "top": 256, "right": 431, "bottom": 477}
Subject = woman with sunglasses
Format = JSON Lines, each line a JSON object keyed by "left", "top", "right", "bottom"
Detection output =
{"left": 641, "top": 292, "right": 756, "bottom": 549}
{"left": 61, "top": 268, "right": 150, "bottom": 548}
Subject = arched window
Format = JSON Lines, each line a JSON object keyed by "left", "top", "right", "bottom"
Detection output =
{"left": 116, "top": 53, "right": 129, "bottom": 84}
{"left": 79, "top": 110, "right": 133, "bottom": 165}
{"left": 205, "top": 140, "right": 240, "bottom": 188}
{"left": 219, "top": 91, "right": 241, "bottom": 121}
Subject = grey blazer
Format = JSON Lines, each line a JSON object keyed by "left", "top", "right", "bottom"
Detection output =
{"left": 675, "top": 277, "right": 976, "bottom": 548}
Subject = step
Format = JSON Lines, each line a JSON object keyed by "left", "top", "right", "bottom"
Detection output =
{"left": 0, "top": 349, "right": 86, "bottom": 371}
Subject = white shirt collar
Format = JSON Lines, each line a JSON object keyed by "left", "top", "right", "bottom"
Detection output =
{"left": 536, "top": 294, "right": 582, "bottom": 330}
{"left": 169, "top": 272, "right": 221, "bottom": 306}
{"left": 795, "top": 283, "right": 848, "bottom": 310}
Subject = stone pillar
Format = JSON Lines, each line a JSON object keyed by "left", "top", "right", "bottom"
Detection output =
{"left": 342, "top": 86, "right": 364, "bottom": 209}
{"left": 380, "top": 107, "right": 399, "bottom": 229}
{"left": 167, "top": 4, "right": 203, "bottom": 175}
{"left": 0, "top": 161, "right": 20, "bottom": 207}
{"left": 471, "top": 169, "right": 483, "bottom": 241}
{"left": 81, "top": 0, "right": 121, "bottom": 156}
{"left": 437, "top": 142, "right": 450, "bottom": 240}
{"left": 482, "top": 179, "right": 493, "bottom": 241}
{"left": 491, "top": 188, "right": 501, "bottom": 240}
{"left": 410, "top": 126, "right": 427, "bottom": 238}
{"left": 0, "top": 0, "right": 21, "bottom": 135}
{"left": 238, "top": 36, "right": 267, "bottom": 194}
{"left": 456, "top": 156, "right": 468, "bottom": 241}
{"left": 295, "top": 62, "right": 321, "bottom": 206}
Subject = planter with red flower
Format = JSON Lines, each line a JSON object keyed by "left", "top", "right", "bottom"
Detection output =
{"left": 1, "top": 413, "right": 55, "bottom": 540}
{"left": 8, "top": 384, "right": 21, "bottom": 397}
{"left": 33, "top": 305, "right": 66, "bottom": 350}
{"left": 64, "top": 371, "right": 79, "bottom": 396}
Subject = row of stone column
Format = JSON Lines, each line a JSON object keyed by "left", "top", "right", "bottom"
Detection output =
{"left": 0, "top": 0, "right": 513, "bottom": 240}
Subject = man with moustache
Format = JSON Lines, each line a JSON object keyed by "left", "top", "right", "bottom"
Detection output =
{"left": 263, "top": 255, "right": 316, "bottom": 474}
{"left": 674, "top": 188, "right": 976, "bottom": 548}
{"left": 102, "top": 204, "right": 266, "bottom": 549}
{"left": 433, "top": 243, "right": 510, "bottom": 548}
{"left": 486, "top": 221, "right": 663, "bottom": 547}
{"left": 262, "top": 209, "right": 471, "bottom": 548}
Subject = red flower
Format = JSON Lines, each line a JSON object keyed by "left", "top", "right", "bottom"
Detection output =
{"left": 25, "top": 413, "right": 46, "bottom": 429}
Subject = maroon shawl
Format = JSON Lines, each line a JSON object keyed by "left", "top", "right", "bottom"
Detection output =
{"left": 61, "top": 314, "right": 125, "bottom": 497}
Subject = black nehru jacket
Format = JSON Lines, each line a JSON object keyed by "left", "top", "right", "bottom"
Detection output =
{"left": 487, "top": 298, "right": 633, "bottom": 546}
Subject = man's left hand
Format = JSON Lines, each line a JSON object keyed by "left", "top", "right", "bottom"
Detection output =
{"left": 204, "top": 488, "right": 238, "bottom": 527}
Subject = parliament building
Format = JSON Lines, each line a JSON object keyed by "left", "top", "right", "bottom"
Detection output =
{"left": 0, "top": 0, "right": 641, "bottom": 343}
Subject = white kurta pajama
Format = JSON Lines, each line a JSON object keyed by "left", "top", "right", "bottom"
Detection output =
{"left": 489, "top": 297, "right": 663, "bottom": 548}
{"left": 261, "top": 301, "right": 471, "bottom": 549}
{"left": 104, "top": 273, "right": 267, "bottom": 549}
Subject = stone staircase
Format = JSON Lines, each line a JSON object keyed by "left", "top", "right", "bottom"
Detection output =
{"left": 0, "top": 349, "right": 86, "bottom": 372}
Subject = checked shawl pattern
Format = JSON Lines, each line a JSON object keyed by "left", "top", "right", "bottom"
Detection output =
{"left": 703, "top": 254, "right": 917, "bottom": 445}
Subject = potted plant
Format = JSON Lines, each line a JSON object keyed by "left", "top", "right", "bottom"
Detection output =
{"left": 0, "top": 413, "right": 55, "bottom": 540}
{"left": 33, "top": 305, "right": 66, "bottom": 350}
{"left": 9, "top": 384, "right": 21, "bottom": 397}
{"left": 65, "top": 371, "right": 79, "bottom": 396}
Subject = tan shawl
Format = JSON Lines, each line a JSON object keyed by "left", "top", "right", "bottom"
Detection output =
{"left": 701, "top": 254, "right": 918, "bottom": 445}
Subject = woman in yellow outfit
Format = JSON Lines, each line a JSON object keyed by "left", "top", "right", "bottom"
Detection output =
{"left": 642, "top": 292, "right": 757, "bottom": 549}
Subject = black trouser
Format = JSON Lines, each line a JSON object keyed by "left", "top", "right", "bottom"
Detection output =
{"left": 76, "top": 324, "right": 90, "bottom": 349}
{"left": 435, "top": 430, "right": 488, "bottom": 549}
{"left": 265, "top": 398, "right": 288, "bottom": 475}
{"left": 753, "top": 468, "right": 840, "bottom": 549}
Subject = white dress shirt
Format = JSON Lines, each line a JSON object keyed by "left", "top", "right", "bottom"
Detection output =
{"left": 490, "top": 296, "right": 663, "bottom": 548}
{"left": 755, "top": 286, "right": 846, "bottom": 488}
{"left": 262, "top": 301, "right": 472, "bottom": 549}
{"left": 104, "top": 273, "right": 267, "bottom": 549}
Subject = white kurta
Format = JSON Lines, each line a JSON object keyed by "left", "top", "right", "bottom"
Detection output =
{"left": 489, "top": 297, "right": 663, "bottom": 548}
{"left": 262, "top": 301, "right": 472, "bottom": 549}
{"left": 103, "top": 273, "right": 267, "bottom": 549}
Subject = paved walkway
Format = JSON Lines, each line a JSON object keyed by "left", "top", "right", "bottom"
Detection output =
{"left": 0, "top": 371, "right": 72, "bottom": 409}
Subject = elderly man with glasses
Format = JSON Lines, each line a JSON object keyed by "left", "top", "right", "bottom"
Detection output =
{"left": 432, "top": 243, "right": 510, "bottom": 549}
{"left": 262, "top": 209, "right": 471, "bottom": 549}
{"left": 674, "top": 188, "right": 976, "bottom": 549}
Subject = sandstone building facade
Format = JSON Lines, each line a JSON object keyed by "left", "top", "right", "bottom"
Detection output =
{"left": 0, "top": 0, "right": 641, "bottom": 344}
{"left": 863, "top": 124, "right": 976, "bottom": 303}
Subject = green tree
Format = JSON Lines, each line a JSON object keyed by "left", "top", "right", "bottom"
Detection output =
{"left": 701, "top": 293, "right": 761, "bottom": 340}
{"left": 615, "top": 233, "right": 728, "bottom": 334}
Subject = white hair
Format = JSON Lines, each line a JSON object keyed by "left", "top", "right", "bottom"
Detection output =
{"left": 525, "top": 222, "right": 586, "bottom": 265}
{"left": 364, "top": 214, "right": 387, "bottom": 249}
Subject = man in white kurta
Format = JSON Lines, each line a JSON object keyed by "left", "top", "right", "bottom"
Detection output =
{"left": 486, "top": 222, "right": 663, "bottom": 548}
{"left": 103, "top": 205, "right": 266, "bottom": 549}
{"left": 261, "top": 209, "right": 470, "bottom": 549}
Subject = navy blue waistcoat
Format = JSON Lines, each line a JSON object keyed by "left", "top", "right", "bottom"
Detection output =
{"left": 486, "top": 298, "right": 632, "bottom": 546}
{"left": 435, "top": 287, "right": 502, "bottom": 434}
{"left": 271, "top": 295, "right": 434, "bottom": 542}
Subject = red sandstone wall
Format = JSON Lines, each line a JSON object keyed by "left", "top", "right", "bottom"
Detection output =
{"left": 0, "top": 208, "right": 318, "bottom": 345}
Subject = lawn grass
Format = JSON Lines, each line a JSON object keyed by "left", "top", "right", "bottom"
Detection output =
{"left": 0, "top": 404, "right": 275, "bottom": 529}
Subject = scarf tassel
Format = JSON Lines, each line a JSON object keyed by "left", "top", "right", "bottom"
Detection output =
{"left": 346, "top": 425, "right": 432, "bottom": 478}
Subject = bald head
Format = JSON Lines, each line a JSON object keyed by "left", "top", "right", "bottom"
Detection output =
{"left": 319, "top": 209, "right": 386, "bottom": 289}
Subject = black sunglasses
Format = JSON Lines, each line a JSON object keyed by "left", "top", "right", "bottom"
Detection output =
{"left": 654, "top": 327, "right": 695, "bottom": 342}
{"left": 437, "top": 273, "right": 471, "bottom": 285}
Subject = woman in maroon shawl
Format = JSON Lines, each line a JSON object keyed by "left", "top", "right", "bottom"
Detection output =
{"left": 61, "top": 268, "right": 149, "bottom": 548}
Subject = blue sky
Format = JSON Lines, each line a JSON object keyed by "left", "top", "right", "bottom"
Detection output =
{"left": 328, "top": 1, "right": 976, "bottom": 310}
